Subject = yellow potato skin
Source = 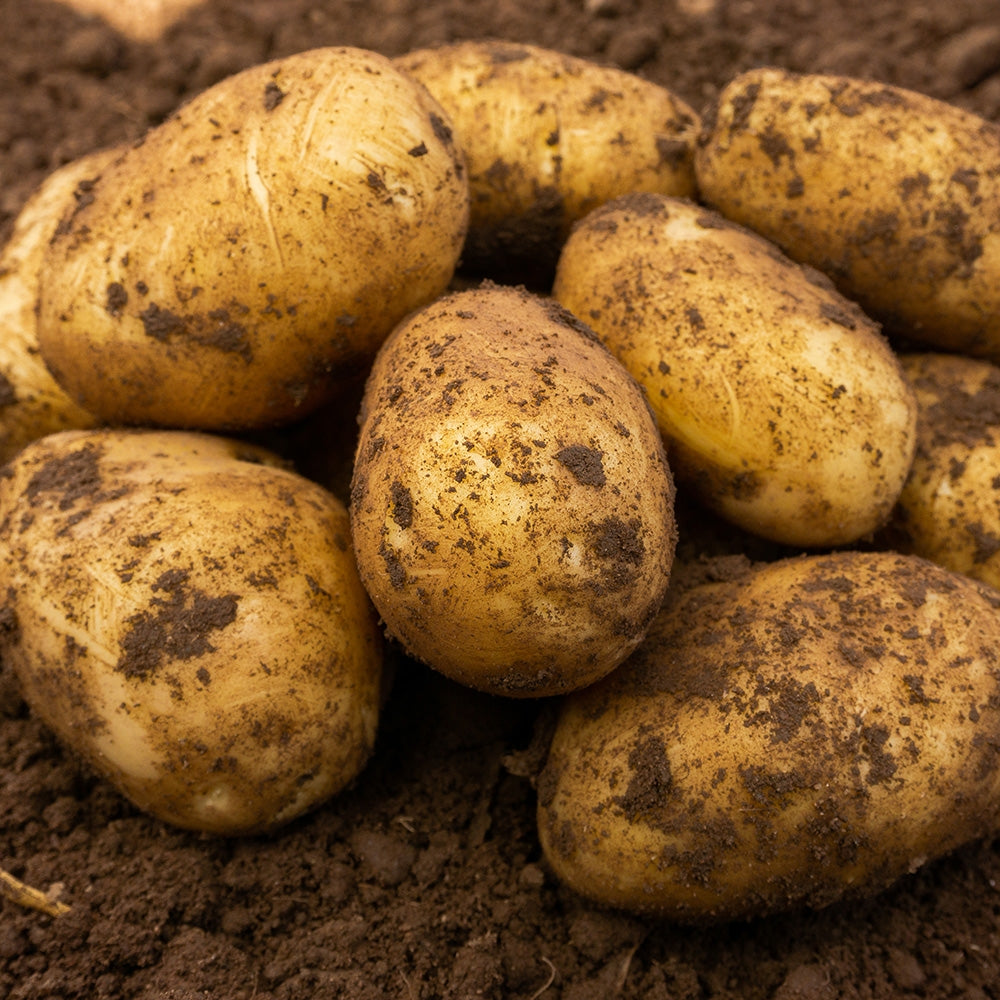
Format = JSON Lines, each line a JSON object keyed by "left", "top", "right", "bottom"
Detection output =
{"left": 0, "top": 429, "right": 383, "bottom": 835}
{"left": 537, "top": 551, "right": 1000, "bottom": 921}
{"left": 396, "top": 40, "right": 699, "bottom": 280}
{"left": 36, "top": 47, "right": 469, "bottom": 431}
{"left": 350, "top": 284, "right": 677, "bottom": 697}
{"left": 553, "top": 193, "right": 917, "bottom": 547}
{"left": 890, "top": 352, "right": 1000, "bottom": 589}
{"left": 695, "top": 68, "right": 1000, "bottom": 360}
{"left": 0, "top": 151, "right": 110, "bottom": 461}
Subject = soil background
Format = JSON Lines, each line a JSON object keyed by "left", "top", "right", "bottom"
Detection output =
{"left": 4, "top": 1, "right": 1000, "bottom": 998}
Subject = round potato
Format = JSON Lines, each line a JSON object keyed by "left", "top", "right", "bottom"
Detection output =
{"left": 0, "top": 150, "right": 111, "bottom": 461}
{"left": 537, "top": 550, "right": 1000, "bottom": 921}
{"left": 396, "top": 40, "right": 699, "bottom": 284}
{"left": 888, "top": 352, "right": 1000, "bottom": 589}
{"left": 695, "top": 68, "right": 1000, "bottom": 360}
{"left": 0, "top": 429, "right": 383, "bottom": 835}
{"left": 36, "top": 46, "right": 469, "bottom": 431}
{"left": 553, "top": 193, "right": 917, "bottom": 547}
{"left": 350, "top": 283, "right": 677, "bottom": 697}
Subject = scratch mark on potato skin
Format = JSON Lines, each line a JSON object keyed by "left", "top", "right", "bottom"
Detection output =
{"left": 244, "top": 129, "right": 284, "bottom": 270}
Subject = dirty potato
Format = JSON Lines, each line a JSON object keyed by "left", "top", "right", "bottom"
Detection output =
{"left": 537, "top": 550, "right": 1000, "bottom": 920}
{"left": 888, "top": 352, "right": 1000, "bottom": 589}
{"left": 695, "top": 68, "right": 1000, "bottom": 359}
{"left": 350, "top": 283, "right": 677, "bottom": 697}
{"left": 0, "top": 429, "right": 383, "bottom": 835}
{"left": 396, "top": 39, "right": 699, "bottom": 283}
{"left": 553, "top": 193, "right": 917, "bottom": 547}
{"left": 0, "top": 150, "right": 111, "bottom": 461}
{"left": 36, "top": 46, "right": 468, "bottom": 430}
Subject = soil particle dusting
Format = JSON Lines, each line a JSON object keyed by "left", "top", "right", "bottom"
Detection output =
{"left": 5, "top": 1, "right": 1000, "bottom": 998}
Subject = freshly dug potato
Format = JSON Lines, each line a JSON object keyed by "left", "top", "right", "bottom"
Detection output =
{"left": 56, "top": 0, "right": 205, "bottom": 41}
{"left": 537, "top": 550, "right": 1000, "bottom": 921}
{"left": 553, "top": 193, "right": 917, "bottom": 547}
{"left": 0, "top": 429, "right": 383, "bottom": 835}
{"left": 888, "top": 352, "right": 1000, "bottom": 589}
{"left": 695, "top": 68, "right": 1000, "bottom": 360}
{"left": 395, "top": 40, "right": 699, "bottom": 284}
{"left": 0, "top": 150, "right": 112, "bottom": 461}
{"left": 350, "top": 283, "right": 677, "bottom": 697}
{"left": 36, "top": 46, "right": 469, "bottom": 431}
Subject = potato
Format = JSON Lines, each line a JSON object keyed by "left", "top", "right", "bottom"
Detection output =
{"left": 695, "top": 68, "right": 1000, "bottom": 360}
{"left": 395, "top": 40, "right": 699, "bottom": 284}
{"left": 537, "top": 550, "right": 1000, "bottom": 921}
{"left": 350, "top": 283, "right": 677, "bottom": 697}
{"left": 553, "top": 193, "right": 917, "bottom": 547}
{"left": 36, "top": 47, "right": 469, "bottom": 431}
{"left": 56, "top": 0, "right": 204, "bottom": 42}
{"left": 887, "top": 352, "right": 1000, "bottom": 589}
{"left": 0, "top": 429, "right": 383, "bottom": 834}
{"left": 0, "top": 150, "right": 111, "bottom": 461}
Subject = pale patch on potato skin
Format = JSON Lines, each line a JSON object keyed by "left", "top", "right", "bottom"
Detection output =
{"left": 0, "top": 429, "right": 384, "bottom": 835}
{"left": 553, "top": 192, "right": 917, "bottom": 548}
{"left": 695, "top": 67, "right": 1000, "bottom": 360}
{"left": 350, "top": 283, "right": 677, "bottom": 698}
{"left": 35, "top": 47, "right": 469, "bottom": 431}
{"left": 537, "top": 550, "right": 1000, "bottom": 922}
{"left": 887, "top": 352, "right": 1000, "bottom": 589}
{"left": 396, "top": 40, "right": 700, "bottom": 285}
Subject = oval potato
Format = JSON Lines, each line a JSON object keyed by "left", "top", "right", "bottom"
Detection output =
{"left": 695, "top": 68, "right": 1000, "bottom": 359}
{"left": 0, "top": 429, "right": 383, "bottom": 834}
{"left": 396, "top": 40, "right": 699, "bottom": 283}
{"left": 0, "top": 150, "right": 110, "bottom": 461}
{"left": 350, "top": 283, "right": 677, "bottom": 697}
{"left": 553, "top": 193, "right": 917, "bottom": 547}
{"left": 889, "top": 352, "right": 1000, "bottom": 589}
{"left": 36, "top": 46, "right": 469, "bottom": 430}
{"left": 537, "top": 550, "right": 1000, "bottom": 921}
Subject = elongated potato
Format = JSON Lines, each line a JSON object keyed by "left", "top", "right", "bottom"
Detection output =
{"left": 537, "top": 551, "right": 1000, "bottom": 921}
{"left": 0, "top": 429, "right": 383, "bottom": 834}
{"left": 553, "top": 193, "right": 917, "bottom": 547}
{"left": 888, "top": 352, "right": 1000, "bottom": 589}
{"left": 695, "top": 68, "right": 1000, "bottom": 359}
{"left": 36, "top": 46, "right": 468, "bottom": 430}
{"left": 350, "top": 283, "right": 677, "bottom": 697}
{"left": 396, "top": 40, "right": 699, "bottom": 283}
{"left": 0, "top": 150, "right": 111, "bottom": 461}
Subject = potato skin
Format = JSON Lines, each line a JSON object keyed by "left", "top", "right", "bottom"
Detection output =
{"left": 537, "top": 551, "right": 1000, "bottom": 921}
{"left": 889, "top": 352, "right": 1000, "bottom": 589}
{"left": 396, "top": 40, "right": 699, "bottom": 283}
{"left": 695, "top": 68, "right": 1000, "bottom": 359}
{"left": 350, "top": 283, "right": 677, "bottom": 697}
{"left": 553, "top": 193, "right": 917, "bottom": 547}
{"left": 0, "top": 429, "right": 383, "bottom": 834}
{"left": 36, "top": 47, "right": 469, "bottom": 431}
{"left": 0, "top": 151, "right": 109, "bottom": 461}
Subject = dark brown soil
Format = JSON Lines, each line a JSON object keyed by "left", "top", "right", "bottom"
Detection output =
{"left": 5, "top": 2, "right": 1000, "bottom": 998}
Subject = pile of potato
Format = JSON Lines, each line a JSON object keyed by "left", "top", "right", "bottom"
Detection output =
{"left": 3, "top": 40, "right": 1000, "bottom": 922}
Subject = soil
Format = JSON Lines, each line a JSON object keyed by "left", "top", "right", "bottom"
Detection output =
{"left": 4, "top": 1, "right": 1000, "bottom": 998}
